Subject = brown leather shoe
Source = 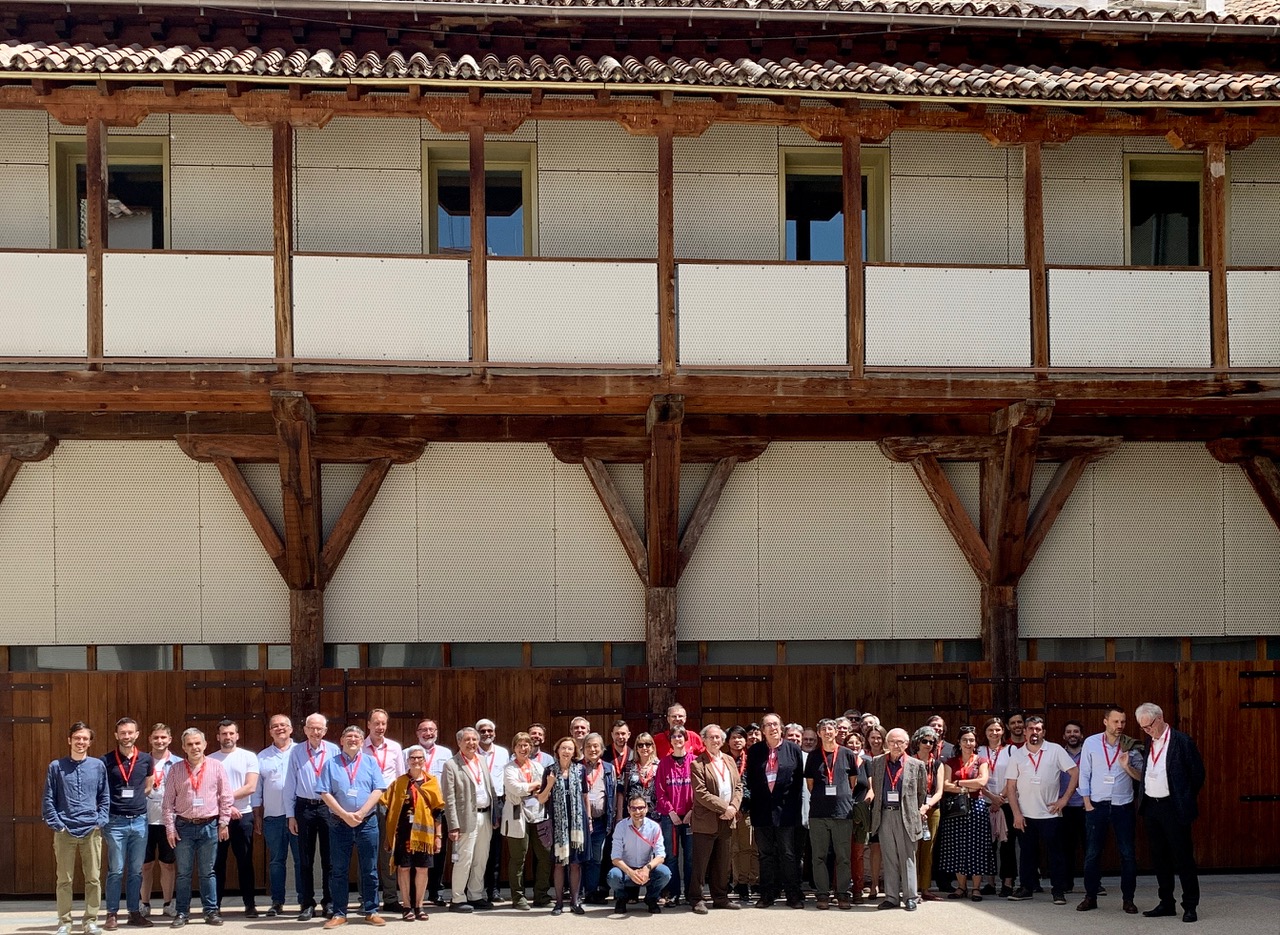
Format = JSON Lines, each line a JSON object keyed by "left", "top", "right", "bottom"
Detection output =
{"left": 364, "top": 916, "right": 386, "bottom": 926}
{"left": 836, "top": 898, "right": 852, "bottom": 910}
{"left": 1123, "top": 902, "right": 1139, "bottom": 914}
{"left": 815, "top": 896, "right": 829, "bottom": 910}
{"left": 1077, "top": 897, "right": 1098, "bottom": 912}
{"left": 104, "top": 915, "right": 119, "bottom": 932}
{"left": 321, "top": 917, "right": 347, "bottom": 929}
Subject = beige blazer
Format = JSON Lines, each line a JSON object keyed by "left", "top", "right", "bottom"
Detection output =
{"left": 442, "top": 752, "right": 497, "bottom": 834}
{"left": 867, "top": 753, "right": 928, "bottom": 842}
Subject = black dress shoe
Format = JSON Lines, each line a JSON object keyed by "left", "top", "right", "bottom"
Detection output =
{"left": 296, "top": 907, "right": 315, "bottom": 922}
{"left": 170, "top": 916, "right": 187, "bottom": 930}
{"left": 447, "top": 904, "right": 472, "bottom": 914}
{"left": 467, "top": 900, "right": 493, "bottom": 911}
{"left": 1144, "top": 903, "right": 1178, "bottom": 918}
{"left": 1123, "top": 902, "right": 1139, "bottom": 914}
{"left": 243, "top": 908, "right": 259, "bottom": 920}
{"left": 1183, "top": 909, "right": 1198, "bottom": 923}
{"left": 753, "top": 898, "right": 774, "bottom": 909}
{"left": 876, "top": 900, "right": 898, "bottom": 910}
{"left": 203, "top": 914, "right": 223, "bottom": 927}
{"left": 570, "top": 905, "right": 585, "bottom": 916}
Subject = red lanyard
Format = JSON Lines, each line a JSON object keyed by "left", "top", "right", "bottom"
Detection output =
{"left": 308, "top": 745, "right": 327, "bottom": 779}
{"left": 342, "top": 753, "right": 363, "bottom": 786}
{"left": 1102, "top": 739, "right": 1122, "bottom": 771}
{"left": 586, "top": 762, "right": 603, "bottom": 788}
{"left": 766, "top": 747, "right": 778, "bottom": 774}
{"left": 822, "top": 749, "right": 836, "bottom": 784}
{"left": 463, "top": 755, "right": 484, "bottom": 786}
{"left": 152, "top": 753, "right": 170, "bottom": 790}
{"left": 628, "top": 821, "right": 658, "bottom": 848}
{"left": 735, "top": 752, "right": 748, "bottom": 776}
{"left": 518, "top": 760, "right": 534, "bottom": 784}
{"left": 613, "top": 746, "right": 629, "bottom": 773}
{"left": 710, "top": 755, "right": 731, "bottom": 788}
{"left": 408, "top": 778, "right": 421, "bottom": 810}
{"left": 185, "top": 760, "right": 206, "bottom": 794}
{"left": 422, "top": 746, "right": 438, "bottom": 774}
{"left": 1026, "top": 749, "right": 1045, "bottom": 774}
{"left": 115, "top": 750, "right": 138, "bottom": 784}
{"left": 369, "top": 743, "right": 390, "bottom": 773}
{"left": 885, "top": 757, "right": 904, "bottom": 791}
{"left": 986, "top": 746, "right": 1003, "bottom": 773}
{"left": 1149, "top": 731, "right": 1169, "bottom": 767}
{"left": 639, "top": 763, "right": 655, "bottom": 788}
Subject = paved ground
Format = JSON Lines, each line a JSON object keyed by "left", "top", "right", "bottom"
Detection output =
{"left": 1, "top": 875, "right": 1276, "bottom": 935}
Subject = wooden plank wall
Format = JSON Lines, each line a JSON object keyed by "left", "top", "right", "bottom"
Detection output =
{"left": 2, "top": 661, "right": 1275, "bottom": 895}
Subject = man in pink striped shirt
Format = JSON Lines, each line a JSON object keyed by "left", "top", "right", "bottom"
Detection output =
{"left": 161, "top": 729, "right": 232, "bottom": 929}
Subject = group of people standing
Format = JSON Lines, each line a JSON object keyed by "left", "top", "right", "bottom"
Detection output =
{"left": 42, "top": 700, "right": 1205, "bottom": 929}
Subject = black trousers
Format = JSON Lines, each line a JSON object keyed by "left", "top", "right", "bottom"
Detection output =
{"left": 754, "top": 825, "right": 802, "bottom": 902}
{"left": 1144, "top": 798, "right": 1199, "bottom": 910}
{"left": 427, "top": 814, "right": 449, "bottom": 902}
{"left": 1060, "top": 805, "right": 1086, "bottom": 888}
{"left": 482, "top": 818, "right": 504, "bottom": 895}
{"left": 294, "top": 798, "right": 332, "bottom": 911}
{"left": 214, "top": 813, "right": 256, "bottom": 910}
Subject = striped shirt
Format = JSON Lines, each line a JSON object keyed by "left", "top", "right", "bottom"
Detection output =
{"left": 161, "top": 756, "right": 233, "bottom": 834}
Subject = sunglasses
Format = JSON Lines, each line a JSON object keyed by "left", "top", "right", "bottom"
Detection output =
{"left": 636, "top": 742, "right": 654, "bottom": 747}
{"left": 919, "top": 739, "right": 935, "bottom": 745}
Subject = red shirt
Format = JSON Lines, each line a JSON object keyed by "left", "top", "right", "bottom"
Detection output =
{"left": 653, "top": 730, "right": 705, "bottom": 760}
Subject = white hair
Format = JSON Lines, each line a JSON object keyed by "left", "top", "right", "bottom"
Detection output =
{"left": 456, "top": 727, "right": 479, "bottom": 743}
{"left": 1135, "top": 702, "right": 1164, "bottom": 722}
{"left": 181, "top": 728, "right": 205, "bottom": 743}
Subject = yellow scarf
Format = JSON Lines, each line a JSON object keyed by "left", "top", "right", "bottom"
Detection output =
{"left": 380, "top": 773, "right": 444, "bottom": 867}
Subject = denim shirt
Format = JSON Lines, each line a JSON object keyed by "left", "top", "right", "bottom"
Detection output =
{"left": 44, "top": 756, "right": 110, "bottom": 837}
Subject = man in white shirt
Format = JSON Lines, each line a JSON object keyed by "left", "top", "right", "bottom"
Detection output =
{"left": 209, "top": 721, "right": 259, "bottom": 917}
{"left": 414, "top": 719, "right": 452, "bottom": 906}
{"left": 253, "top": 714, "right": 298, "bottom": 918}
{"left": 363, "top": 709, "right": 404, "bottom": 911}
{"left": 475, "top": 719, "right": 510, "bottom": 904}
{"left": 141, "top": 724, "right": 177, "bottom": 918}
{"left": 527, "top": 724, "right": 554, "bottom": 768}
{"left": 1076, "top": 706, "right": 1142, "bottom": 914}
{"left": 1004, "top": 716, "right": 1078, "bottom": 905}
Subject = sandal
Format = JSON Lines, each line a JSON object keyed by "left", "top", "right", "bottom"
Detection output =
{"left": 970, "top": 893, "right": 984, "bottom": 902}
{"left": 402, "top": 908, "right": 415, "bottom": 922}
{"left": 948, "top": 889, "right": 968, "bottom": 900}
{"left": 414, "top": 907, "right": 428, "bottom": 921}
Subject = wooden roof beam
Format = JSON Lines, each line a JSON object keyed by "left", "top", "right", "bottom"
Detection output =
{"left": 879, "top": 435, "right": 1122, "bottom": 462}
{"left": 547, "top": 436, "right": 767, "bottom": 464}
{"left": 176, "top": 434, "right": 426, "bottom": 463}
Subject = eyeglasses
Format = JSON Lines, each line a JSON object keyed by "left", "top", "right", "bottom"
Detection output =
{"left": 636, "top": 742, "right": 654, "bottom": 747}
{"left": 628, "top": 805, "right": 647, "bottom": 811}
{"left": 408, "top": 756, "right": 426, "bottom": 761}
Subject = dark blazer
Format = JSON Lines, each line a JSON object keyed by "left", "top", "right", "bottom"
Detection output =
{"left": 745, "top": 740, "right": 804, "bottom": 828}
{"left": 1139, "top": 728, "right": 1205, "bottom": 825}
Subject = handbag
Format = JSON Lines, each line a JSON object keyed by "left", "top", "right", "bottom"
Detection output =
{"left": 940, "top": 792, "right": 971, "bottom": 821}
{"left": 535, "top": 817, "right": 554, "bottom": 850}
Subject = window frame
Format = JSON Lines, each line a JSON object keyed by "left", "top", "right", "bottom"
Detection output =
{"left": 423, "top": 141, "right": 537, "bottom": 257}
{"left": 1122, "top": 153, "right": 1204, "bottom": 267}
{"left": 50, "top": 135, "right": 171, "bottom": 250}
{"left": 778, "top": 146, "right": 888, "bottom": 263}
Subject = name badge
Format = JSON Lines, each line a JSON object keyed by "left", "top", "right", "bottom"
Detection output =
{"left": 825, "top": 785, "right": 837, "bottom": 797}
{"left": 1103, "top": 775, "right": 1116, "bottom": 784}
{"left": 192, "top": 797, "right": 205, "bottom": 807}
{"left": 121, "top": 789, "right": 135, "bottom": 799}
{"left": 886, "top": 790, "right": 900, "bottom": 805}
{"left": 1031, "top": 778, "right": 1042, "bottom": 785}
{"left": 765, "top": 771, "right": 777, "bottom": 783}
{"left": 346, "top": 788, "right": 359, "bottom": 799}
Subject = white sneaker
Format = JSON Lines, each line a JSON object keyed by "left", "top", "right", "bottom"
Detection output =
{"left": 162, "top": 904, "right": 177, "bottom": 918}
{"left": 55, "top": 925, "right": 71, "bottom": 935}
{"left": 85, "top": 923, "right": 103, "bottom": 935}
{"left": 141, "top": 905, "right": 152, "bottom": 918}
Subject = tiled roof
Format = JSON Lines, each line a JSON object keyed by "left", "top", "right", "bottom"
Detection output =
{"left": 3, "top": 41, "right": 1280, "bottom": 102}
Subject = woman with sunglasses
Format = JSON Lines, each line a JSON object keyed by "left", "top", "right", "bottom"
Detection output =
{"left": 911, "top": 726, "right": 946, "bottom": 901}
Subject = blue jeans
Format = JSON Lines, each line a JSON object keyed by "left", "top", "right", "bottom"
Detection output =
{"left": 658, "top": 817, "right": 692, "bottom": 900}
{"left": 1084, "top": 800, "right": 1137, "bottom": 901}
{"left": 174, "top": 819, "right": 219, "bottom": 917}
{"left": 327, "top": 814, "right": 380, "bottom": 918}
{"left": 583, "top": 824, "right": 609, "bottom": 896}
{"left": 105, "top": 815, "right": 148, "bottom": 914}
{"left": 607, "top": 864, "right": 672, "bottom": 903}
{"left": 262, "top": 815, "right": 300, "bottom": 907}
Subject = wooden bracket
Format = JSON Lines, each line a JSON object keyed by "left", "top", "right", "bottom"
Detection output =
{"left": 583, "top": 457, "right": 649, "bottom": 587}
{"left": 678, "top": 457, "right": 738, "bottom": 577}
{"left": 320, "top": 458, "right": 392, "bottom": 587}
{"left": 0, "top": 435, "right": 58, "bottom": 508}
{"left": 1207, "top": 439, "right": 1280, "bottom": 530}
{"left": 177, "top": 434, "right": 426, "bottom": 463}
{"left": 212, "top": 456, "right": 287, "bottom": 578}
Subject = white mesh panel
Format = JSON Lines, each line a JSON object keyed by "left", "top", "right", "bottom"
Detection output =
{"left": 1230, "top": 138, "right": 1280, "bottom": 183}
{"left": 170, "top": 115, "right": 271, "bottom": 166}
{"left": 293, "top": 255, "right": 470, "bottom": 361}
{"left": 552, "top": 461, "right": 645, "bottom": 641}
{"left": 678, "top": 263, "right": 845, "bottom": 365}
{"left": 890, "top": 131, "right": 1007, "bottom": 177}
{"left": 1049, "top": 268, "right": 1211, "bottom": 367}
{"left": 321, "top": 464, "right": 366, "bottom": 542}
{"left": 675, "top": 124, "right": 777, "bottom": 174}
{"left": 0, "top": 111, "right": 49, "bottom": 164}
{"left": 865, "top": 266, "right": 1030, "bottom": 367}
{"left": 297, "top": 117, "right": 420, "bottom": 169}
{"left": 679, "top": 461, "right": 760, "bottom": 641}
{"left": 778, "top": 127, "right": 832, "bottom": 148}
{"left": 0, "top": 164, "right": 52, "bottom": 249}
{"left": 1020, "top": 462, "right": 1096, "bottom": 637}
{"left": 1092, "top": 444, "right": 1224, "bottom": 637}
{"left": 674, "top": 172, "right": 779, "bottom": 260}
{"left": 1008, "top": 166, "right": 1025, "bottom": 265}
{"left": 758, "top": 443, "right": 892, "bottom": 640}
{"left": 891, "top": 461, "right": 982, "bottom": 638}
{"left": 1226, "top": 270, "right": 1280, "bottom": 368}
{"left": 197, "top": 462, "right": 288, "bottom": 643}
{"left": 1, "top": 253, "right": 86, "bottom": 355}
{"left": 538, "top": 171, "right": 657, "bottom": 258}
{"left": 1228, "top": 183, "right": 1280, "bottom": 266}
{"left": 537, "top": 121, "right": 655, "bottom": 173}
{"left": 942, "top": 462, "right": 980, "bottom": 530}
{"left": 296, "top": 168, "right": 423, "bottom": 253}
{"left": 417, "top": 444, "right": 555, "bottom": 641}
{"left": 53, "top": 442, "right": 201, "bottom": 642}
{"left": 103, "top": 253, "right": 274, "bottom": 357}
{"left": 1123, "top": 136, "right": 1177, "bottom": 154}
{"left": 49, "top": 114, "right": 170, "bottom": 136}
{"left": 326, "top": 464, "right": 419, "bottom": 642}
{"left": 1223, "top": 466, "right": 1280, "bottom": 635}
{"left": 488, "top": 260, "right": 658, "bottom": 363}
{"left": 891, "top": 176, "right": 1011, "bottom": 264}
{"left": 171, "top": 166, "right": 273, "bottom": 252}
{"left": 1044, "top": 179, "right": 1126, "bottom": 266}
{"left": 0, "top": 459, "right": 55, "bottom": 644}
{"left": 1043, "top": 138, "right": 1122, "bottom": 179}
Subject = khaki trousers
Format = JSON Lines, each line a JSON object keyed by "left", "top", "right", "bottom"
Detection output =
{"left": 55, "top": 828, "right": 104, "bottom": 925}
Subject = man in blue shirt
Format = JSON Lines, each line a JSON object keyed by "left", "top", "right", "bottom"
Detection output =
{"left": 1076, "top": 706, "right": 1143, "bottom": 915}
{"left": 607, "top": 796, "right": 670, "bottom": 916}
{"left": 44, "top": 721, "right": 111, "bottom": 935}
{"left": 317, "top": 726, "right": 389, "bottom": 927}
{"left": 284, "top": 713, "right": 341, "bottom": 922}
{"left": 103, "top": 717, "right": 154, "bottom": 930}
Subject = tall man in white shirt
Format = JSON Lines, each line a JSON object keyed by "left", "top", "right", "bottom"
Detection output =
{"left": 475, "top": 719, "right": 510, "bottom": 903}
{"left": 441, "top": 727, "right": 496, "bottom": 912}
{"left": 1004, "top": 715, "right": 1079, "bottom": 905}
{"left": 1076, "top": 706, "right": 1142, "bottom": 914}
{"left": 253, "top": 714, "right": 298, "bottom": 918}
{"left": 285, "top": 713, "right": 341, "bottom": 921}
{"left": 209, "top": 721, "right": 259, "bottom": 917}
{"left": 363, "top": 709, "right": 404, "bottom": 911}
{"left": 413, "top": 718, "right": 452, "bottom": 906}
{"left": 141, "top": 724, "right": 177, "bottom": 918}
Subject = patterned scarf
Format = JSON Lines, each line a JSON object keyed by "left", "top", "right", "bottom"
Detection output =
{"left": 549, "top": 760, "right": 585, "bottom": 863}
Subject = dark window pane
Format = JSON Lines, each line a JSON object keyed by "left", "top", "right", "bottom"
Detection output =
{"left": 705, "top": 641, "right": 775, "bottom": 665}
{"left": 943, "top": 640, "right": 983, "bottom": 662}
{"left": 10, "top": 646, "right": 88, "bottom": 671}
{"left": 610, "top": 643, "right": 646, "bottom": 667}
{"left": 369, "top": 643, "right": 443, "bottom": 668}
{"left": 1130, "top": 179, "right": 1199, "bottom": 266}
{"left": 786, "top": 640, "right": 857, "bottom": 665}
{"left": 531, "top": 642, "right": 604, "bottom": 668}
{"left": 864, "top": 640, "right": 934, "bottom": 664}
{"left": 183, "top": 644, "right": 256, "bottom": 670}
{"left": 1114, "top": 638, "right": 1180, "bottom": 662}
{"left": 98, "top": 645, "right": 173, "bottom": 671}
{"left": 451, "top": 642, "right": 523, "bottom": 667}
{"left": 76, "top": 164, "right": 165, "bottom": 249}
{"left": 323, "top": 644, "right": 360, "bottom": 669}
{"left": 785, "top": 174, "right": 844, "bottom": 261}
{"left": 1035, "top": 639, "right": 1106, "bottom": 662}
{"left": 1190, "top": 637, "right": 1256, "bottom": 661}
{"left": 436, "top": 169, "right": 524, "bottom": 256}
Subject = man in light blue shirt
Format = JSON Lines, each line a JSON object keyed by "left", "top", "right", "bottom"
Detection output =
{"left": 253, "top": 714, "right": 298, "bottom": 918}
{"left": 317, "top": 726, "right": 389, "bottom": 925}
{"left": 1076, "top": 706, "right": 1143, "bottom": 914}
{"left": 283, "top": 713, "right": 340, "bottom": 921}
{"left": 44, "top": 721, "right": 111, "bottom": 935}
{"left": 607, "top": 796, "right": 670, "bottom": 916}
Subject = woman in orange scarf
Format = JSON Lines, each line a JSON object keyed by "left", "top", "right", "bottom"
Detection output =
{"left": 380, "top": 745, "right": 445, "bottom": 921}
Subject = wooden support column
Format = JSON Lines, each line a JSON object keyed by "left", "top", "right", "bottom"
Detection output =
{"left": 646, "top": 395, "right": 683, "bottom": 715}
{"left": 469, "top": 124, "right": 488, "bottom": 365}
{"left": 657, "top": 129, "right": 677, "bottom": 376}
{"left": 1024, "top": 141, "right": 1049, "bottom": 369}
{"left": 842, "top": 131, "right": 865, "bottom": 377}
{"left": 85, "top": 117, "right": 108, "bottom": 369}
{"left": 272, "top": 122, "right": 294, "bottom": 370}
{"left": 1203, "top": 142, "right": 1229, "bottom": 369}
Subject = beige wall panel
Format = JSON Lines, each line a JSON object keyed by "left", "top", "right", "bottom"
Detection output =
{"left": 0, "top": 164, "right": 52, "bottom": 249}
{"left": 675, "top": 124, "right": 777, "bottom": 174}
{"left": 1042, "top": 138, "right": 1123, "bottom": 179}
{"left": 1093, "top": 444, "right": 1225, "bottom": 637}
{"left": 0, "top": 111, "right": 50, "bottom": 164}
{"left": 297, "top": 117, "right": 420, "bottom": 169}
{"left": 0, "top": 460, "right": 55, "bottom": 644}
{"left": 296, "top": 168, "right": 423, "bottom": 254}
{"left": 679, "top": 462, "right": 760, "bottom": 642}
{"left": 891, "top": 176, "right": 1011, "bottom": 264}
{"left": 1228, "top": 183, "right": 1280, "bottom": 266}
{"left": 674, "top": 172, "right": 779, "bottom": 260}
{"left": 1044, "top": 178, "right": 1126, "bottom": 266}
{"left": 171, "top": 165, "right": 273, "bottom": 252}
{"left": 1223, "top": 467, "right": 1280, "bottom": 636}
{"left": 170, "top": 115, "right": 271, "bottom": 166}
{"left": 54, "top": 442, "right": 202, "bottom": 642}
{"left": 1227, "top": 269, "right": 1280, "bottom": 368}
{"left": 538, "top": 170, "right": 657, "bottom": 258}
{"left": 1020, "top": 463, "right": 1096, "bottom": 638}
{"left": 418, "top": 444, "right": 556, "bottom": 641}
{"left": 552, "top": 461, "right": 645, "bottom": 641}
{"left": 758, "top": 443, "right": 892, "bottom": 639}
{"left": 1, "top": 253, "right": 86, "bottom": 355}
{"left": 890, "top": 131, "right": 1008, "bottom": 177}
{"left": 197, "top": 463, "right": 288, "bottom": 643}
{"left": 1230, "top": 138, "right": 1280, "bottom": 183}
{"left": 537, "top": 121, "right": 654, "bottom": 172}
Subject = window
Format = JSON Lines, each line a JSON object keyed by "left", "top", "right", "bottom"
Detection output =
{"left": 52, "top": 137, "right": 169, "bottom": 249}
{"left": 369, "top": 643, "right": 443, "bottom": 668}
{"left": 1125, "top": 155, "right": 1201, "bottom": 266}
{"left": 864, "top": 640, "right": 934, "bottom": 664}
{"left": 531, "top": 642, "right": 604, "bottom": 668}
{"left": 183, "top": 644, "right": 257, "bottom": 670}
{"left": 425, "top": 143, "right": 535, "bottom": 256}
{"left": 780, "top": 148, "right": 887, "bottom": 262}
{"left": 786, "top": 641, "right": 857, "bottom": 665}
{"left": 9, "top": 646, "right": 88, "bottom": 671}
{"left": 98, "top": 645, "right": 173, "bottom": 671}
{"left": 451, "top": 642, "right": 523, "bottom": 668}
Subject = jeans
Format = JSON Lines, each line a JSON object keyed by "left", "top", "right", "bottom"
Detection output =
{"left": 582, "top": 823, "right": 609, "bottom": 896}
{"left": 328, "top": 814, "right": 381, "bottom": 918}
{"left": 262, "top": 815, "right": 300, "bottom": 907}
{"left": 105, "top": 814, "right": 148, "bottom": 914}
{"left": 607, "top": 864, "right": 672, "bottom": 903}
{"left": 214, "top": 813, "right": 256, "bottom": 910}
{"left": 658, "top": 817, "right": 692, "bottom": 900}
{"left": 1019, "top": 816, "right": 1067, "bottom": 896}
{"left": 1083, "top": 800, "right": 1136, "bottom": 901}
{"left": 294, "top": 798, "right": 332, "bottom": 911}
{"left": 173, "top": 819, "right": 219, "bottom": 917}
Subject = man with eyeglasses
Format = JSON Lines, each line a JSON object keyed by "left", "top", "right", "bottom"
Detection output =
{"left": 607, "top": 797, "right": 671, "bottom": 916}
{"left": 475, "top": 719, "right": 510, "bottom": 904}
{"left": 413, "top": 719, "right": 452, "bottom": 907}
{"left": 744, "top": 713, "right": 804, "bottom": 909}
{"left": 1133, "top": 702, "right": 1205, "bottom": 924}
{"left": 868, "top": 728, "right": 927, "bottom": 912}
{"left": 363, "top": 710, "right": 405, "bottom": 913}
